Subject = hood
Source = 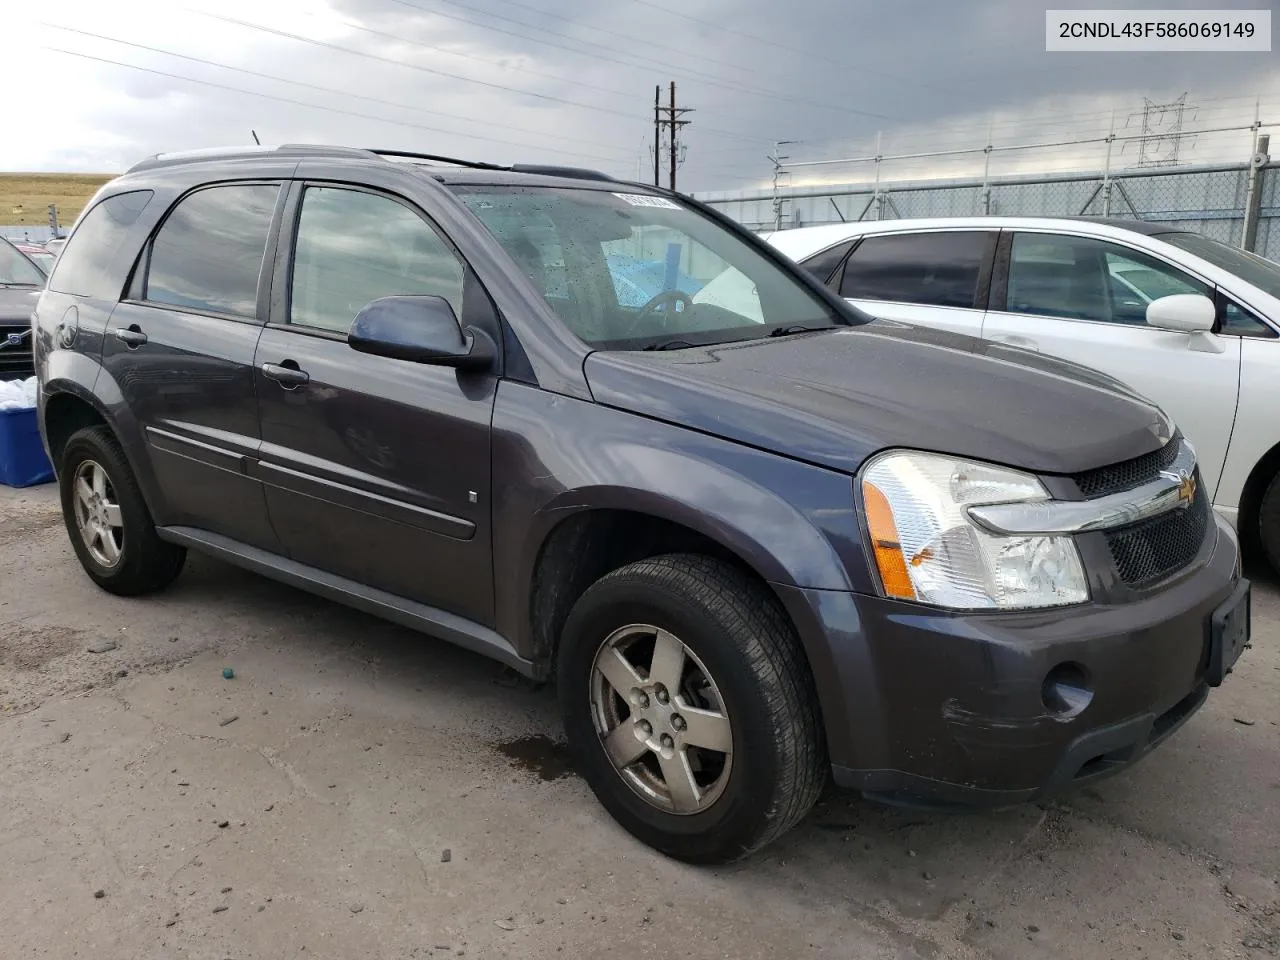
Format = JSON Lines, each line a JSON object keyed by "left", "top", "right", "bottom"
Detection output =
{"left": 583, "top": 319, "right": 1173, "bottom": 477}
{"left": 0, "top": 286, "right": 41, "bottom": 323}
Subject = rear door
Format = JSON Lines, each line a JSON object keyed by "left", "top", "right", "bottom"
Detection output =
{"left": 252, "top": 177, "right": 498, "bottom": 625}
{"left": 101, "top": 180, "right": 285, "bottom": 550}
{"left": 831, "top": 229, "right": 997, "bottom": 336}
{"left": 982, "top": 230, "right": 1242, "bottom": 497}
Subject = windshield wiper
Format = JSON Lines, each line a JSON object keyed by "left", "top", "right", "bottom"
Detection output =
{"left": 767, "top": 324, "right": 831, "bottom": 338}
{"left": 642, "top": 338, "right": 699, "bottom": 351}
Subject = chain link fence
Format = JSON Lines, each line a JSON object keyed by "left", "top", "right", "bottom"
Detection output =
{"left": 697, "top": 162, "right": 1277, "bottom": 261}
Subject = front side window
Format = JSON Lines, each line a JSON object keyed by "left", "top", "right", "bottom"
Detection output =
{"left": 289, "top": 186, "right": 466, "bottom": 333}
{"left": 1006, "top": 233, "right": 1208, "bottom": 325}
{"left": 453, "top": 186, "right": 843, "bottom": 349}
{"left": 838, "top": 231, "right": 990, "bottom": 308}
{"left": 1159, "top": 231, "right": 1280, "bottom": 300}
{"left": 145, "top": 184, "right": 280, "bottom": 319}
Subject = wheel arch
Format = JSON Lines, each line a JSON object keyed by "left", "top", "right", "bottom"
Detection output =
{"left": 1237, "top": 437, "right": 1280, "bottom": 559}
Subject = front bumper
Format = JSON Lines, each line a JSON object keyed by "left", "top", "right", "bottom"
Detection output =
{"left": 774, "top": 514, "right": 1245, "bottom": 808}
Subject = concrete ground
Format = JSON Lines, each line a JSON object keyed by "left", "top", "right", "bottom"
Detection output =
{"left": 0, "top": 482, "right": 1276, "bottom": 960}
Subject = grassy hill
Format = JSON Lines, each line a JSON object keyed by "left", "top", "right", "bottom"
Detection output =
{"left": 0, "top": 173, "right": 118, "bottom": 232}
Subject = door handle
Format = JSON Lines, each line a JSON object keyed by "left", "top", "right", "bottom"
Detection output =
{"left": 114, "top": 325, "right": 148, "bottom": 348}
{"left": 261, "top": 361, "right": 310, "bottom": 388}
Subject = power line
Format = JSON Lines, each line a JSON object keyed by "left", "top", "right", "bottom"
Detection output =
{"left": 41, "top": 22, "right": 633, "bottom": 156}
{"left": 38, "top": 46, "right": 634, "bottom": 167}
{"left": 385, "top": 0, "right": 897, "bottom": 124}
{"left": 402, "top": 0, "right": 897, "bottom": 123}
{"left": 186, "top": 9, "right": 643, "bottom": 121}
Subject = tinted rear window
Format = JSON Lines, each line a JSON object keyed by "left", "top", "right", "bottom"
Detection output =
{"left": 840, "top": 231, "right": 990, "bottom": 308}
{"left": 47, "top": 190, "right": 154, "bottom": 299}
{"left": 145, "top": 184, "right": 279, "bottom": 319}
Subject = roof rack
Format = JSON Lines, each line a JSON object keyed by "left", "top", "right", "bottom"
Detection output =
{"left": 123, "top": 143, "right": 618, "bottom": 183}
{"left": 368, "top": 148, "right": 615, "bottom": 182}
{"left": 125, "top": 144, "right": 378, "bottom": 174}
{"left": 367, "top": 148, "right": 508, "bottom": 171}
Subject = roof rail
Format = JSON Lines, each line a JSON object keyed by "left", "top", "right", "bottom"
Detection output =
{"left": 368, "top": 148, "right": 614, "bottom": 182}
{"left": 509, "top": 164, "right": 615, "bottom": 182}
{"left": 366, "top": 149, "right": 508, "bottom": 171}
{"left": 126, "top": 143, "right": 378, "bottom": 174}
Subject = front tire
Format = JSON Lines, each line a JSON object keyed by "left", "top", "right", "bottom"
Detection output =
{"left": 1259, "top": 469, "right": 1280, "bottom": 576}
{"left": 59, "top": 426, "right": 186, "bottom": 596}
{"left": 557, "top": 554, "right": 826, "bottom": 864}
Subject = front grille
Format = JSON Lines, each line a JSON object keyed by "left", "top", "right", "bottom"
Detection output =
{"left": 1073, "top": 438, "right": 1180, "bottom": 498}
{"left": 1104, "top": 484, "right": 1209, "bottom": 587}
{"left": 0, "top": 324, "right": 33, "bottom": 380}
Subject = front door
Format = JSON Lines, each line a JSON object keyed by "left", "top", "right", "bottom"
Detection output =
{"left": 253, "top": 182, "right": 497, "bottom": 625}
{"left": 101, "top": 181, "right": 283, "bottom": 550}
{"left": 982, "top": 231, "right": 1242, "bottom": 496}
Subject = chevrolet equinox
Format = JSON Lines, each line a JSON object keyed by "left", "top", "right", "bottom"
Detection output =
{"left": 32, "top": 144, "right": 1250, "bottom": 863}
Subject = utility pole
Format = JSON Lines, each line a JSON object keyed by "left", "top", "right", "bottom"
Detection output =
{"left": 653, "top": 81, "right": 693, "bottom": 192}
{"left": 653, "top": 86, "right": 661, "bottom": 187}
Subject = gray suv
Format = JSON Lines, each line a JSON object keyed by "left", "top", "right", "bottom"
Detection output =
{"left": 33, "top": 145, "right": 1249, "bottom": 863}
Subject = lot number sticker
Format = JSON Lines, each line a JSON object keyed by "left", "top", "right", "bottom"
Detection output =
{"left": 613, "top": 193, "right": 683, "bottom": 209}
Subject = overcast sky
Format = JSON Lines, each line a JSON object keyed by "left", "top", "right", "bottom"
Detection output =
{"left": 7, "top": 0, "right": 1279, "bottom": 191}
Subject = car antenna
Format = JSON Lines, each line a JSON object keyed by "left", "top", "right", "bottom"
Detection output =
{"left": 251, "top": 130, "right": 261, "bottom": 146}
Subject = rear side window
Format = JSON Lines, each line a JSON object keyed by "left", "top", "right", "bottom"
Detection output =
{"left": 145, "top": 184, "right": 279, "bottom": 319}
{"left": 799, "top": 238, "right": 856, "bottom": 285}
{"left": 840, "top": 231, "right": 989, "bottom": 308}
{"left": 47, "top": 190, "right": 154, "bottom": 299}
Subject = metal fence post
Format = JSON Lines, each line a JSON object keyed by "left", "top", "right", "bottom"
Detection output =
{"left": 980, "top": 122, "right": 993, "bottom": 215}
{"left": 1242, "top": 132, "right": 1270, "bottom": 252}
{"left": 1101, "top": 112, "right": 1116, "bottom": 217}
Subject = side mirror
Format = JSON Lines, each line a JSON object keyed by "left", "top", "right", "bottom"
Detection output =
{"left": 1146, "top": 293, "right": 1216, "bottom": 333}
{"left": 348, "top": 295, "right": 494, "bottom": 371}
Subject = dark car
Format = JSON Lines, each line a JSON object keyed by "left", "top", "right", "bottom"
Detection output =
{"left": 32, "top": 145, "right": 1249, "bottom": 864}
{"left": 0, "top": 237, "right": 45, "bottom": 380}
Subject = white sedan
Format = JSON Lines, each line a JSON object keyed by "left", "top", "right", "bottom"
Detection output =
{"left": 764, "top": 216, "right": 1280, "bottom": 571}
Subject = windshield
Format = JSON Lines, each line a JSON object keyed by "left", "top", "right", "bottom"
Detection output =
{"left": 23, "top": 251, "right": 55, "bottom": 275}
{"left": 0, "top": 241, "right": 47, "bottom": 285}
{"left": 1159, "top": 232, "right": 1280, "bottom": 300}
{"left": 451, "top": 185, "right": 846, "bottom": 349}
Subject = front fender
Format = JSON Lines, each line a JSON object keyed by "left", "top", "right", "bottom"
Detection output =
{"left": 490, "top": 382, "right": 874, "bottom": 657}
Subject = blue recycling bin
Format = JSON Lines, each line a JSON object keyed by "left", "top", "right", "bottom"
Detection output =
{"left": 0, "top": 407, "right": 54, "bottom": 487}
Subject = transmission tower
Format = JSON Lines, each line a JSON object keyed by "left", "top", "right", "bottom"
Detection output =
{"left": 1136, "top": 94, "right": 1190, "bottom": 167}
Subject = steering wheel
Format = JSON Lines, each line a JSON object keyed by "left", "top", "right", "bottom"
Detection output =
{"left": 622, "top": 289, "right": 695, "bottom": 338}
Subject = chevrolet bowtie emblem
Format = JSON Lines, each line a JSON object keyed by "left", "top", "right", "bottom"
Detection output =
{"left": 1176, "top": 471, "right": 1196, "bottom": 506}
{"left": 1159, "top": 468, "right": 1197, "bottom": 508}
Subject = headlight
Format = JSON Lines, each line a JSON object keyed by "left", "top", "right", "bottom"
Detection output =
{"left": 861, "top": 450, "right": 1088, "bottom": 610}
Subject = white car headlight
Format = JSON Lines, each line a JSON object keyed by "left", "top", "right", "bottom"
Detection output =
{"left": 861, "top": 450, "right": 1088, "bottom": 610}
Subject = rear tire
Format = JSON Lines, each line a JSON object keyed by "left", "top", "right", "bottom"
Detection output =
{"left": 557, "top": 554, "right": 826, "bottom": 864}
{"left": 59, "top": 426, "right": 186, "bottom": 596}
{"left": 1258, "top": 469, "right": 1280, "bottom": 576}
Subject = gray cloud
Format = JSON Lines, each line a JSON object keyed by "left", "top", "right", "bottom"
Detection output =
{"left": 12, "top": 0, "right": 1279, "bottom": 191}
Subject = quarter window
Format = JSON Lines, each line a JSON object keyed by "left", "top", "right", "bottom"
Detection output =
{"left": 48, "top": 190, "right": 154, "bottom": 300}
{"left": 145, "top": 184, "right": 280, "bottom": 318}
{"left": 839, "top": 231, "right": 990, "bottom": 308}
{"left": 288, "top": 186, "right": 465, "bottom": 333}
{"left": 799, "top": 239, "right": 856, "bottom": 285}
{"left": 1006, "top": 233, "right": 1208, "bottom": 326}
